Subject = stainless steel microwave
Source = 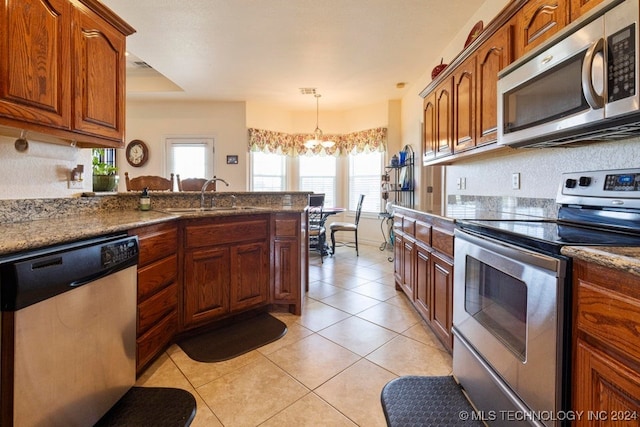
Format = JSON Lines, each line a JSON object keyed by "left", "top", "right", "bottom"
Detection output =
{"left": 498, "top": 0, "right": 640, "bottom": 148}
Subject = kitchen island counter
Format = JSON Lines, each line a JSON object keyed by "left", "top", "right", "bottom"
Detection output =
{"left": 0, "top": 205, "right": 306, "bottom": 256}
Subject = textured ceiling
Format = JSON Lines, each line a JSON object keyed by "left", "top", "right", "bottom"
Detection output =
{"left": 102, "top": 0, "right": 487, "bottom": 110}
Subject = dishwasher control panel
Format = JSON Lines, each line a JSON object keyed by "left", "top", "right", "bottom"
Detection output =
{"left": 101, "top": 238, "right": 138, "bottom": 269}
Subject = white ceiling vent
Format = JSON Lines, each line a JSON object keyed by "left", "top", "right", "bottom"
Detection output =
{"left": 133, "top": 61, "right": 153, "bottom": 69}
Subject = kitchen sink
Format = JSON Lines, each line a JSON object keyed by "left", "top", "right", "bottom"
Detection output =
{"left": 160, "top": 206, "right": 263, "bottom": 213}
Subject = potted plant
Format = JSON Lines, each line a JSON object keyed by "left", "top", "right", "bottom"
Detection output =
{"left": 92, "top": 149, "right": 119, "bottom": 192}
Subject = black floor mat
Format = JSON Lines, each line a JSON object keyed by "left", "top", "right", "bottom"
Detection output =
{"left": 95, "top": 387, "right": 196, "bottom": 426}
{"left": 381, "top": 376, "right": 483, "bottom": 427}
{"left": 177, "top": 313, "right": 287, "bottom": 362}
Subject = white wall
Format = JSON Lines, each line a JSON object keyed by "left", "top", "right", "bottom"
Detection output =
{"left": 0, "top": 136, "right": 91, "bottom": 199}
{"left": 121, "top": 100, "right": 247, "bottom": 192}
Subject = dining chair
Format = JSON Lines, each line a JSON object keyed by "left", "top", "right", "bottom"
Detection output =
{"left": 177, "top": 176, "right": 216, "bottom": 191}
{"left": 330, "top": 194, "right": 365, "bottom": 256}
{"left": 124, "top": 172, "right": 174, "bottom": 191}
{"left": 308, "top": 193, "right": 327, "bottom": 263}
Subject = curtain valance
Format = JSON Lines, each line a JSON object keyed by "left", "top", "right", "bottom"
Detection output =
{"left": 248, "top": 127, "right": 387, "bottom": 156}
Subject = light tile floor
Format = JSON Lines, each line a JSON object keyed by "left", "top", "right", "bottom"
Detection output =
{"left": 136, "top": 244, "right": 453, "bottom": 426}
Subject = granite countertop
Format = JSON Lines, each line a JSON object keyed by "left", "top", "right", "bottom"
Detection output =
{"left": 561, "top": 246, "right": 640, "bottom": 278}
{"left": 0, "top": 206, "right": 304, "bottom": 256}
{"left": 0, "top": 210, "right": 177, "bottom": 256}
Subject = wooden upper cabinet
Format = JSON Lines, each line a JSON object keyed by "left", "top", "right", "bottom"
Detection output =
{"left": 476, "top": 24, "right": 513, "bottom": 146}
{"left": 453, "top": 56, "right": 476, "bottom": 153}
{"left": 435, "top": 77, "right": 453, "bottom": 157}
{"left": 0, "top": 0, "right": 72, "bottom": 129}
{"left": 569, "top": 0, "right": 604, "bottom": 22}
{"left": 423, "top": 92, "right": 436, "bottom": 160}
{"left": 516, "top": 0, "right": 568, "bottom": 57}
{"left": 72, "top": 5, "right": 126, "bottom": 142}
{"left": 0, "top": 0, "right": 133, "bottom": 148}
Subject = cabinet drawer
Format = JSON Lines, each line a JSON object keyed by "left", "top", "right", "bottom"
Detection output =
{"left": 576, "top": 279, "right": 640, "bottom": 363}
{"left": 415, "top": 221, "right": 431, "bottom": 245}
{"left": 393, "top": 214, "right": 404, "bottom": 231}
{"left": 274, "top": 215, "right": 299, "bottom": 238}
{"left": 432, "top": 227, "right": 454, "bottom": 258}
{"left": 138, "top": 282, "right": 178, "bottom": 335}
{"left": 133, "top": 224, "right": 178, "bottom": 266}
{"left": 185, "top": 216, "right": 269, "bottom": 248}
{"left": 138, "top": 254, "right": 177, "bottom": 302}
{"left": 137, "top": 309, "right": 177, "bottom": 373}
{"left": 403, "top": 217, "right": 416, "bottom": 236}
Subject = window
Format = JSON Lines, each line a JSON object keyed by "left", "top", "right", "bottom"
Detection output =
{"left": 251, "top": 151, "right": 286, "bottom": 191}
{"left": 348, "top": 151, "right": 382, "bottom": 213}
{"left": 299, "top": 155, "right": 336, "bottom": 207}
{"left": 166, "top": 138, "right": 214, "bottom": 186}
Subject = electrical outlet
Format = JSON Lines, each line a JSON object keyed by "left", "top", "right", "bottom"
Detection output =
{"left": 512, "top": 173, "right": 520, "bottom": 190}
{"left": 69, "top": 180, "right": 84, "bottom": 190}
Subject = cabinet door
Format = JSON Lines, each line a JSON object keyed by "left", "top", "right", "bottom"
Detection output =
{"left": 435, "top": 78, "right": 453, "bottom": 157}
{"left": 400, "top": 237, "right": 415, "bottom": 300}
{"left": 569, "top": 0, "right": 604, "bottom": 22}
{"left": 0, "top": 0, "right": 71, "bottom": 128}
{"left": 415, "top": 244, "right": 431, "bottom": 321}
{"left": 431, "top": 252, "right": 453, "bottom": 350}
{"left": 423, "top": 92, "right": 437, "bottom": 161}
{"left": 72, "top": 5, "right": 126, "bottom": 143}
{"left": 476, "top": 24, "right": 513, "bottom": 146}
{"left": 183, "top": 247, "right": 231, "bottom": 326}
{"left": 516, "top": 0, "right": 568, "bottom": 57}
{"left": 453, "top": 57, "right": 476, "bottom": 153}
{"left": 230, "top": 241, "right": 269, "bottom": 312}
{"left": 393, "top": 232, "right": 404, "bottom": 288}
{"left": 273, "top": 240, "right": 299, "bottom": 301}
{"left": 574, "top": 339, "right": 640, "bottom": 426}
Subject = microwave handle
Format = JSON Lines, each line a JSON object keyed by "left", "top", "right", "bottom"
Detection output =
{"left": 581, "top": 37, "right": 605, "bottom": 109}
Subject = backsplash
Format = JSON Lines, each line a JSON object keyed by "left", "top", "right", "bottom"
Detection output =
{"left": 446, "top": 195, "right": 557, "bottom": 219}
{"left": 0, "top": 192, "right": 311, "bottom": 224}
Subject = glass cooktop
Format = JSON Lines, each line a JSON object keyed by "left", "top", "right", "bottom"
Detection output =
{"left": 457, "top": 218, "right": 640, "bottom": 256}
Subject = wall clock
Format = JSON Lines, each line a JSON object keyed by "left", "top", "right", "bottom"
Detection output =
{"left": 126, "top": 139, "right": 149, "bottom": 167}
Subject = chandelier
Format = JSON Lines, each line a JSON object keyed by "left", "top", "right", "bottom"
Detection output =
{"left": 305, "top": 94, "right": 335, "bottom": 148}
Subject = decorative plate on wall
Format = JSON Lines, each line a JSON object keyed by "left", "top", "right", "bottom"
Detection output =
{"left": 126, "top": 139, "right": 149, "bottom": 167}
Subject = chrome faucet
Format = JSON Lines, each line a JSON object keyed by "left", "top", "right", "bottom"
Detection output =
{"left": 200, "top": 177, "right": 230, "bottom": 208}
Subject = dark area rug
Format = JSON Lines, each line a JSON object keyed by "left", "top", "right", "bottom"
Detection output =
{"left": 177, "top": 313, "right": 287, "bottom": 362}
{"left": 95, "top": 387, "right": 196, "bottom": 427}
{"left": 381, "top": 375, "right": 483, "bottom": 427}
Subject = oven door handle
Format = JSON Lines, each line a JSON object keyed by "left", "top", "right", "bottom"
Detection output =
{"left": 454, "top": 228, "right": 562, "bottom": 273}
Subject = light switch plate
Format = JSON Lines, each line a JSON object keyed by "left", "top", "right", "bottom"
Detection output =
{"left": 512, "top": 173, "right": 520, "bottom": 190}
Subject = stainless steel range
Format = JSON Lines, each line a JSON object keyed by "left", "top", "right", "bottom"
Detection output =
{"left": 453, "top": 168, "right": 640, "bottom": 427}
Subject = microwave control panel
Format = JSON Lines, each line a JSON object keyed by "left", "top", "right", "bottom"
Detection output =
{"left": 608, "top": 24, "right": 636, "bottom": 102}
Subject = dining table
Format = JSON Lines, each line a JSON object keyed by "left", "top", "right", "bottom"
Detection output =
{"left": 309, "top": 206, "right": 345, "bottom": 255}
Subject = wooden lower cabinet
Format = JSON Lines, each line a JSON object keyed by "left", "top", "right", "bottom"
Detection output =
{"left": 182, "top": 215, "right": 270, "bottom": 329}
{"left": 430, "top": 251, "right": 453, "bottom": 348}
{"left": 129, "top": 222, "right": 179, "bottom": 374}
{"left": 572, "top": 258, "right": 640, "bottom": 425}
{"left": 414, "top": 242, "right": 431, "bottom": 320}
{"left": 393, "top": 207, "right": 454, "bottom": 352}
{"left": 272, "top": 213, "right": 306, "bottom": 314}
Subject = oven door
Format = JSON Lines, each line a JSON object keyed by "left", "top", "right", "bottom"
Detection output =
{"left": 453, "top": 229, "right": 566, "bottom": 423}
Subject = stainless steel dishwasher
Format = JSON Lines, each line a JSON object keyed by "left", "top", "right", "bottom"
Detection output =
{"left": 0, "top": 234, "right": 138, "bottom": 427}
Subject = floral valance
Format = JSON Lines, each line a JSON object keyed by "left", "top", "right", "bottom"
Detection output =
{"left": 248, "top": 127, "right": 387, "bottom": 156}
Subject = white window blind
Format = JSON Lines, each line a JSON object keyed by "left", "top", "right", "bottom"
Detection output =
{"left": 251, "top": 151, "right": 286, "bottom": 191}
{"left": 348, "top": 152, "right": 382, "bottom": 213}
{"left": 299, "top": 155, "right": 336, "bottom": 207}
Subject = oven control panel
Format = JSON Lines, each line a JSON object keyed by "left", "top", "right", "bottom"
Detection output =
{"left": 558, "top": 168, "right": 640, "bottom": 208}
